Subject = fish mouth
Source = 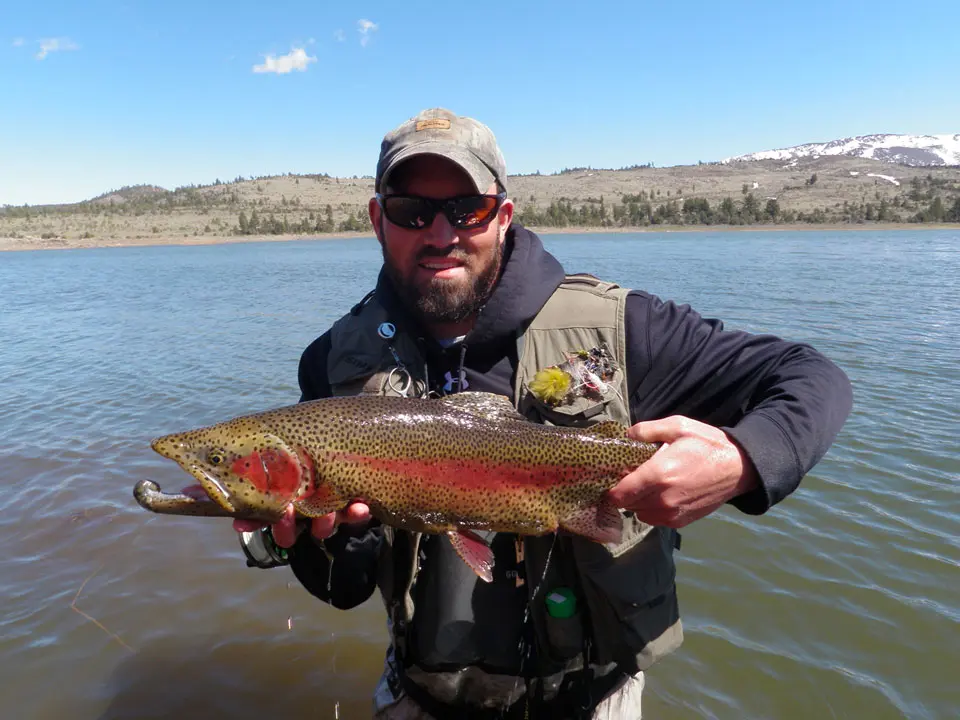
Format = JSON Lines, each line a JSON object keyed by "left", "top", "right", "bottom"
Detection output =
{"left": 133, "top": 479, "right": 235, "bottom": 518}
{"left": 186, "top": 464, "right": 237, "bottom": 513}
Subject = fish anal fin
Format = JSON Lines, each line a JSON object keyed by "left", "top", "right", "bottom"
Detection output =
{"left": 560, "top": 497, "right": 623, "bottom": 545}
{"left": 585, "top": 421, "right": 626, "bottom": 439}
{"left": 447, "top": 529, "right": 495, "bottom": 583}
{"left": 439, "top": 392, "right": 528, "bottom": 424}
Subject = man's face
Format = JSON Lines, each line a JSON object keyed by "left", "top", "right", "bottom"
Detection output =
{"left": 369, "top": 155, "right": 514, "bottom": 330}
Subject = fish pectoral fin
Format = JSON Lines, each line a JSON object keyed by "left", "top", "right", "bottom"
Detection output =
{"left": 584, "top": 421, "right": 626, "bottom": 439}
{"left": 294, "top": 482, "right": 346, "bottom": 518}
{"left": 439, "top": 392, "right": 528, "bottom": 424}
{"left": 447, "top": 529, "right": 495, "bottom": 583}
{"left": 559, "top": 497, "right": 624, "bottom": 545}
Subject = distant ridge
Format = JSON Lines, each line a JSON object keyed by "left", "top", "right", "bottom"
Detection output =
{"left": 89, "top": 184, "right": 169, "bottom": 205}
{"left": 723, "top": 134, "right": 960, "bottom": 167}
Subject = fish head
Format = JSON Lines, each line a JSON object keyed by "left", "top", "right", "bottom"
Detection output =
{"left": 150, "top": 416, "right": 305, "bottom": 521}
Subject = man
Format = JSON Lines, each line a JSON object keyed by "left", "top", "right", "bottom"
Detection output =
{"left": 235, "top": 108, "right": 853, "bottom": 719}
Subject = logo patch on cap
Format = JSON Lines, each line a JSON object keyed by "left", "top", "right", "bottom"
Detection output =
{"left": 416, "top": 119, "right": 451, "bottom": 131}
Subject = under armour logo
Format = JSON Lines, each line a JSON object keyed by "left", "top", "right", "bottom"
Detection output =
{"left": 443, "top": 371, "right": 469, "bottom": 394}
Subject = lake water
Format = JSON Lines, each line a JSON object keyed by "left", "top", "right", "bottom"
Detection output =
{"left": 1, "top": 229, "right": 957, "bottom": 719}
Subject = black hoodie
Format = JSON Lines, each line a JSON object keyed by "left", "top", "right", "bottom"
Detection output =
{"left": 288, "top": 223, "right": 852, "bottom": 655}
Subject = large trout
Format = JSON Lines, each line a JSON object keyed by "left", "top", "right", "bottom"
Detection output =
{"left": 135, "top": 392, "right": 659, "bottom": 581}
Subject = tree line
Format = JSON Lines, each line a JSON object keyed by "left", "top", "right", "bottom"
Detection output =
{"left": 513, "top": 192, "right": 960, "bottom": 228}
{"left": 236, "top": 206, "right": 371, "bottom": 235}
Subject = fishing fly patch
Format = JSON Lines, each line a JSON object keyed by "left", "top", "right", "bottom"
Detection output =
{"left": 529, "top": 346, "right": 617, "bottom": 407}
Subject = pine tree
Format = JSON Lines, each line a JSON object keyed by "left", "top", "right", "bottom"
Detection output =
{"left": 947, "top": 197, "right": 960, "bottom": 222}
{"left": 929, "top": 196, "right": 945, "bottom": 221}
{"left": 764, "top": 199, "right": 780, "bottom": 221}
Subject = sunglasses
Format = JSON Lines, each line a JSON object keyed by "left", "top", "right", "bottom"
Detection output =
{"left": 376, "top": 192, "right": 506, "bottom": 230}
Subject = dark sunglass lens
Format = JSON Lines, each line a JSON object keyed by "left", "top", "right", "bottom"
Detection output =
{"left": 450, "top": 196, "right": 500, "bottom": 228}
{"left": 384, "top": 197, "right": 436, "bottom": 228}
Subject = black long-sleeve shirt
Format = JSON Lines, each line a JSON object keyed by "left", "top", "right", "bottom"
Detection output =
{"left": 287, "top": 224, "right": 853, "bottom": 610}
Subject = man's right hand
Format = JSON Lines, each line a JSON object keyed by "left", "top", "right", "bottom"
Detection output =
{"left": 232, "top": 502, "right": 372, "bottom": 548}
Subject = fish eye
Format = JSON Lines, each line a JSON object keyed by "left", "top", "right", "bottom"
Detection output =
{"left": 208, "top": 451, "right": 225, "bottom": 466}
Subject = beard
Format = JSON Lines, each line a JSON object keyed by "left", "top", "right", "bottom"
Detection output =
{"left": 382, "top": 226, "right": 504, "bottom": 325}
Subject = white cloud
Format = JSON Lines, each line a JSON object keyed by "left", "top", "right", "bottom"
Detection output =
{"left": 334, "top": 29, "right": 345, "bottom": 42}
{"left": 12, "top": 37, "right": 25, "bottom": 47}
{"left": 357, "top": 19, "right": 378, "bottom": 47}
{"left": 36, "top": 37, "right": 79, "bottom": 60}
{"left": 252, "top": 47, "right": 316, "bottom": 74}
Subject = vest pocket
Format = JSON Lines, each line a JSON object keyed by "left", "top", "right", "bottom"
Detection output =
{"left": 522, "top": 368, "right": 625, "bottom": 428}
{"left": 571, "top": 527, "right": 678, "bottom": 666}
{"left": 544, "top": 610, "right": 585, "bottom": 661}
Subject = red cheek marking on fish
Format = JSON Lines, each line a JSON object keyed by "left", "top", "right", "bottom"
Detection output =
{"left": 230, "top": 448, "right": 301, "bottom": 496}
{"left": 260, "top": 447, "right": 302, "bottom": 495}
{"left": 232, "top": 451, "right": 268, "bottom": 492}
{"left": 296, "top": 449, "right": 316, "bottom": 499}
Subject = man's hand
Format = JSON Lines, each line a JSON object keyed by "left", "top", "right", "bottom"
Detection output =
{"left": 607, "top": 416, "right": 761, "bottom": 528}
{"left": 233, "top": 502, "right": 372, "bottom": 548}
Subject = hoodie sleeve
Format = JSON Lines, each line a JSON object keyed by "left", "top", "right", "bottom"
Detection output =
{"left": 297, "top": 331, "right": 334, "bottom": 402}
{"left": 287, "top": 520, "right": 383, "bottom": 609}
{"left": 624, "top": 291, "right": 852, "bottom": 514}
{"left": 283, "top": 330, "right": 382, "bottom": 609}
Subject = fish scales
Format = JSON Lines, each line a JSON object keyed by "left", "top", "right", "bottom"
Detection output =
{"left": 270, "top": 397, "right": 646, "bottom": 529}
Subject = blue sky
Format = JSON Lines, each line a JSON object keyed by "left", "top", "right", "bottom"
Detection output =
{"left": 2, "top": 0, "right": 958, "bottom": 206}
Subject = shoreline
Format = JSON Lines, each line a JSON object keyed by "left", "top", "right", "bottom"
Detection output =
{"left": 1, "top": 222, "right": 957, "bottom": 253}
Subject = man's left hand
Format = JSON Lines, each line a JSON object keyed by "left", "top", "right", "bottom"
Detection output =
{"left": 607, "top": 416, "right": 761, "bottom": 528}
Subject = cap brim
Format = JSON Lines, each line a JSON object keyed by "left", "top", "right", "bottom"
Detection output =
{"left": 379, "top": 141, "right": 497, "bottom": 194}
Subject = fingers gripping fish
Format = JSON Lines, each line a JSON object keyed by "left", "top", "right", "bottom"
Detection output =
{"left": 134, "top": 392, "right": 660, "bottom": 582}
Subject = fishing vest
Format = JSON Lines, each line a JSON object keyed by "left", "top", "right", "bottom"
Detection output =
{"left": 325, "top": 275, "right": 683, "bottom": 706}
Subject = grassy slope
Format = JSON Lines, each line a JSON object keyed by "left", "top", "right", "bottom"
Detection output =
{"left": 2, "top": 156, "right": 958, "bottom": 251}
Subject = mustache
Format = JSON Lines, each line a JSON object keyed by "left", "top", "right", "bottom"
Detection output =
{"left": 416, "top": 248, "right": 469, "bottom": 262}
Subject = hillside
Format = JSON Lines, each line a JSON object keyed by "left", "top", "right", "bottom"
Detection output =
{"left": 2, "top": 155, "right": 959, "bottom": 251}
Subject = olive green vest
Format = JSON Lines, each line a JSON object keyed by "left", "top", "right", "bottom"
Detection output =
{"left": 325, "top": 275, "right": 683, "bottom": 687}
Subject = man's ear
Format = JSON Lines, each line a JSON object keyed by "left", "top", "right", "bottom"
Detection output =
{"left": 368, "top": 197, "right": 384, "bottom": 245}
{"left": 498, "top": 198, "right": 514, "bottom": 245}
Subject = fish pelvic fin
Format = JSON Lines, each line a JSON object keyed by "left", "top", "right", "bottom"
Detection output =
{"left": 559, "top": 497, "right": 624, "bottom": 545}
{"left": 447, "top": 530, "right": 495, "bottom": 583}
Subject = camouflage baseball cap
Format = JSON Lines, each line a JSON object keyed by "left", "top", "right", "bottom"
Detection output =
{"left": 376, "top": 108, "right": 507, "bottom": 193}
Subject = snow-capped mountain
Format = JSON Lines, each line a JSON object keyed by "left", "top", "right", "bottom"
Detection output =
{"left": 723, "top": 134, "right": 960, "bottom": 167}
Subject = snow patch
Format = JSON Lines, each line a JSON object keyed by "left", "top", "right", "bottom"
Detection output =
{"left": 866, "top": 173, "right": 900, "bottom": 186}
{"left": 723, "top": 133, "right": 960, "bottom": 167}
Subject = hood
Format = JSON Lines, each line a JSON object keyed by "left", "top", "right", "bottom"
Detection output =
{"left": 374, "top": 223, "right": 565, "bottom": 347}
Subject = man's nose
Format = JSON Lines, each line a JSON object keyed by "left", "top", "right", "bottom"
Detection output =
{"left": 420, "top": 210, "right": 458, "bottom": 248}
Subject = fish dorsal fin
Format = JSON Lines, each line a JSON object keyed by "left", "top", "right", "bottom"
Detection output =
{"left": 439, "top": 392, "right": 528, "bottom": 424}
{"left": 585, "top": 421, "right": 627, "bottom": 439}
